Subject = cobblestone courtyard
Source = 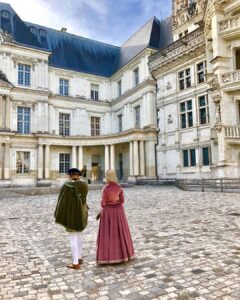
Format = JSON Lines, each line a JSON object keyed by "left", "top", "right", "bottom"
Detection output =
{"left": 0, "top": 186, "right": 240, "bottom": 300}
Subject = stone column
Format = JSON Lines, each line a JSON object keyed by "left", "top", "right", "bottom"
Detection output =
{"left": 5, "top": 96, "right": 11, "bottom": 130}
{"left": 129, "top": 141, "right": 133, "bottom": 176}
{"left": 38, "top": 144, "right": 43, "bottom": 179}
{"left": 140, "top": 140, "right": 145, "bottom": 176}
{"left": 133, "top": 140, "right": 139, "bottom": 176}
{"left": 110, "top": 144, "right": 115, "bottom": 170}
{"left": 105, "top": 145, "right": 110, "bottom": 172}
{"left": 0, "top": 95, "right": 3, "bottom": 129}
{"left": 44, "top": 145, "right": 50, "bottom": 179}
{"left": 78, "top": 146, "right": 83, "bottom": 170}
{"left": 72, "top": 146, "right": 77, "bottom": 168}
{"left": 3, "top": 143, "right": 10, "bottom": 180}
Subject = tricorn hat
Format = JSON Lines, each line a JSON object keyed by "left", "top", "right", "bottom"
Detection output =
{"left": 67, "top": 168, "right": 82, "bottom": 175}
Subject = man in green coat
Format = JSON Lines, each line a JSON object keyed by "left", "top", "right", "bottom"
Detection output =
{"left": 54, "top": 168, "right": 88, "bottom": 269}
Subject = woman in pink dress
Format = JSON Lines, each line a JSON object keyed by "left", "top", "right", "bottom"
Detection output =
{"left": 96, "top": 170, "right": 134, "bottom": 264}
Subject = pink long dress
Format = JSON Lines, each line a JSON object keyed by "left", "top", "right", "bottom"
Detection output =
{"left": 96, "top": 182, "right": 134, "bottom": 264}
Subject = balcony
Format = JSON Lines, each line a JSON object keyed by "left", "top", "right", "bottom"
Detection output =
{"left": 225, "top": 126, "right": 240, "bottom": 139}
{"left": 219, "top": 15, "right": 240, "bottom": 39}
{"left": 221, "top": 71, "right": 240, "bottom": 91}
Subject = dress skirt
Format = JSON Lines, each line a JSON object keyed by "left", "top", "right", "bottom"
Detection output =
{"left": 96, "top": 203, "right": 134, "bottom": 264}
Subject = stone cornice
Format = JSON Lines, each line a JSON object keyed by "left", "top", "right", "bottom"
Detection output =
{"left": 12, "top": 86, "right": 50, "bottom": 96}
{"left": 149, "top": 28, "right": 205, "bottom": 77}
{"left": 111, "top": 78, "right": 156, "bottom": 106}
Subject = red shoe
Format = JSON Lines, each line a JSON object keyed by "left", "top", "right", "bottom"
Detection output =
{"left": 67, "top": 263, "right": 80, "bottom": 269}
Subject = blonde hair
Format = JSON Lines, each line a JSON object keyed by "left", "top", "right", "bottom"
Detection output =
{"left": 105, "top": 169, "right": 118, "bottom": 183}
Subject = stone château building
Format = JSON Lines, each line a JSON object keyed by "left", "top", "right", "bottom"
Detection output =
{"left": 0, "top": 0, "right": 240, "bottom": 186}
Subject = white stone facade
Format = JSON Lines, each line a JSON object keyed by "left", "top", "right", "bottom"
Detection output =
{"left": 149, "top": 0, "right": 240, "bottom": 179}
{"left": 0, "top": 34, "right": 157, "bottom": 186}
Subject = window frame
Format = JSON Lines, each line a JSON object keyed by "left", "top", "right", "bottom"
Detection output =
{"left": 117, "top": 80, "right": 122, "bottom": 97}
{"left": 179, "top": 100, "right": 193, "bottom": 129}
{"left": 178, "top": 68, "right": 191, "bottom": 90}
{"left": 91, "top": 116, "right": 100, "bottom": 136}
{"left": 59, "top": 112, "right": 70, "bottom": 136}
{"left": 198, "top": 94, "right": 209, "bottom": 125}
{"left": 16, "top": 151, "right": 30, "bottom": 174}
{"left": 18, "top": 64, "right": 31, "bottom": 87}
{"left": 90, "top": 84, "right": 99, "bottom": 101}
{"left": 133, "top": 67, "right": 139, "bottom": 87}
{"left": 182, "top": 149, "right": 196, "bottom": 167}
{"left": 59, "top": 78, "right": 69, "bottom": 96}
{"left": 197, "top": 61, "right": 206, "bottom": 84}
{"left": 135, "top": 105, "right": 141, "bottom": 129}
{"left": 17, "top": 107, "right": 31, "bottom": 134}
{"left": 59, "top": 153, "right": 71, "bottom": 174}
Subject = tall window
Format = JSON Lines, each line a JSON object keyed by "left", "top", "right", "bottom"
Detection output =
{"left": 236, "top": 49, "right": 240, "bottom": 70}
{"left": 16, "top": 152, "right": 30, "bottom": 174}
{"left": 133, "top": 67, "right": 139, "bottom": 86}
{"left": 118, "top": 114, "right": 122, "bottom": 132}
{"left": 59, "top": 113, "right": 70, "bottom": 136}
{"left": 197, "top": 61, "right": 206, "bottom": 83}
{"left": 91, "top": 84, "right": 99, "bottom": 100}
{"left": 183, "top": 149, "right": 196, "bottom": 167}
{"left": 199, "top": 95, "right": 209, "bottom": 125}
{"left": 179, "top": 68, "right": 191, "bottom": 90}
{"left": 117, "top": 80, "right": 122, "bottom": 97}
{"left": 59, "top": 153, "right": 70, "bottom": 173}
{"left": 17, "top": 107, "right": 31, "bottom": 134}
{"left": 18, "top": 64, "right": 31, "bottom": 86}
{"left": 202, "top": 147, "right": 210, "bottom": 166}
{"left": 91, "top": 117, "right": 100, "bottom": 136}
{"left": 135, "top": 106, "right": 141, "bottom": 128}
{"left": 59, "top": 79, "right": 69, "bottom": 96}
{"left": 180, "top": 100, "right": 193, "bottom": 128}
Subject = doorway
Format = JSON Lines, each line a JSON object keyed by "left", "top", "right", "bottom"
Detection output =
{"left": 92, "top": 155, "right": 101, "bottom": 181}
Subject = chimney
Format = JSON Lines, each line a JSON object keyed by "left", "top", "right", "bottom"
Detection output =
{"left": 61, "top": 27, "right": 67, "bottom": 32}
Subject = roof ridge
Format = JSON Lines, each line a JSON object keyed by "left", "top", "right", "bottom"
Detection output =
{"left": 25, "top": 21, "right": 120, "bottom": 49}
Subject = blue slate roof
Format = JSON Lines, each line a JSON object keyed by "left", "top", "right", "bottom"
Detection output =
{"left": 0, "top": 2, "right": 172, "bottom": 77}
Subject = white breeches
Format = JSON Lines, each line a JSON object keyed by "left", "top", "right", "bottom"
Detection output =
{"left": 69, "top": 232, "right": 83, "bottom": 264}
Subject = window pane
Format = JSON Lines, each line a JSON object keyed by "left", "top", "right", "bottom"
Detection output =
{"left": 188, "top": 112, "right": 193, "bottom": 127}
{"left": 197, "top": 62, "right": 204, "bottom": 71}
{"left": 179, "top": 79, "right": 185, "bottom": 90}
{"left": 183, "top": 150, "right": 189, "bottom": 167}
{"left": 181, "top": 114, "right": 186, "bottom": 128}
{"left": 180, "top": 102, "right": 185, "bottom": 112}
{"left": 187, "top": 100, "right": 192, "bottom": 110}
{"left": 199, "top": 96, "right": 206, "bottom": 107}
{"left": 200, "top": 108, "right": 206, "bottom": 124}
{"left": 190, "top": 149, "right": 196, "bottom": 166}
{"left": 186, "top": 77, "right": 191, "bottom": 88}
{"left": 236, "top": 49, "right": 240, "bottom": 70}
{"left": 202, "top": 147, "right": 210, "bottom": 166}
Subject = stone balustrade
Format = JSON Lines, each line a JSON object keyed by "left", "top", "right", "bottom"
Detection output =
{"left": 221, "top": 71, "right": 240, "bottom": 85}
{"left": 219, "top": 15, "right": 240, "bottom": 33}
{"left": 148, "top": 28, "right": 205, "bottom": 71}
{"left": 225, "top": 126, "right": 240, "bottom": 138}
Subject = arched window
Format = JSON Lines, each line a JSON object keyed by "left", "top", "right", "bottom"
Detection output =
{"left": 39, "top": 29, "right": 47, "bottom": 37}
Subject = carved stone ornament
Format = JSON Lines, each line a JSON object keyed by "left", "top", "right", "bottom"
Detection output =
{"left": 0, "top": 30, "right": 15, "bottom": 44}
{"left": 166, "top": 82, "right": 172, "bottom": 90}
{"left": 167, "top": 115, "right": 173, "bottom": 124}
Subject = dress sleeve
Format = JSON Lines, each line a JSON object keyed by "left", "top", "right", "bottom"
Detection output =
{"left": 119, "top": 186, "right": 124, "bottom": 204}
{"left": 101, "top": 186, "right": 108, "bottom": 207}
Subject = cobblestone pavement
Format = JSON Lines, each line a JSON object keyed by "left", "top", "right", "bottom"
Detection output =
{"left": 0, "top": 186, "right": 240, "bottom": 300}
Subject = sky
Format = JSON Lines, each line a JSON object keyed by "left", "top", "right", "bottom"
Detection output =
{"left": 4, "top": 0, "right": 172, "bottom": 46}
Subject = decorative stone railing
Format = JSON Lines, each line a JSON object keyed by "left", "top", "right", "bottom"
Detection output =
{"left": 219, "top": 15, "right": 240, "bottom": 33}
{"left": 225, "top": 126, "right": 240, "bottom": 138}
{"left": 221, "top": 71, "right": 240, "bottom": 84}
{"left": 149, "top": 28, "right": 205, "bottom": 71}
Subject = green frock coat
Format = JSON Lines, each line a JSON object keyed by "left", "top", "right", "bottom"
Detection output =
{"left": 54, "top": 180, "right": 88, "bottom": 232}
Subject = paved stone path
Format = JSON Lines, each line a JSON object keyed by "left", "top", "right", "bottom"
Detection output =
{"left": 0, "top": 186, "right": 240, "bottom": 300}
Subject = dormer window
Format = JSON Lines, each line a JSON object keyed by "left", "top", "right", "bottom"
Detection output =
{"left": 2, "top": 10, "right": 10, "bottom": 18}
{"left": 30, "top": 27, "right": 37, "bottom": 35}
{"left": 39, "top": 29, "right": 47, "bottom": 37}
